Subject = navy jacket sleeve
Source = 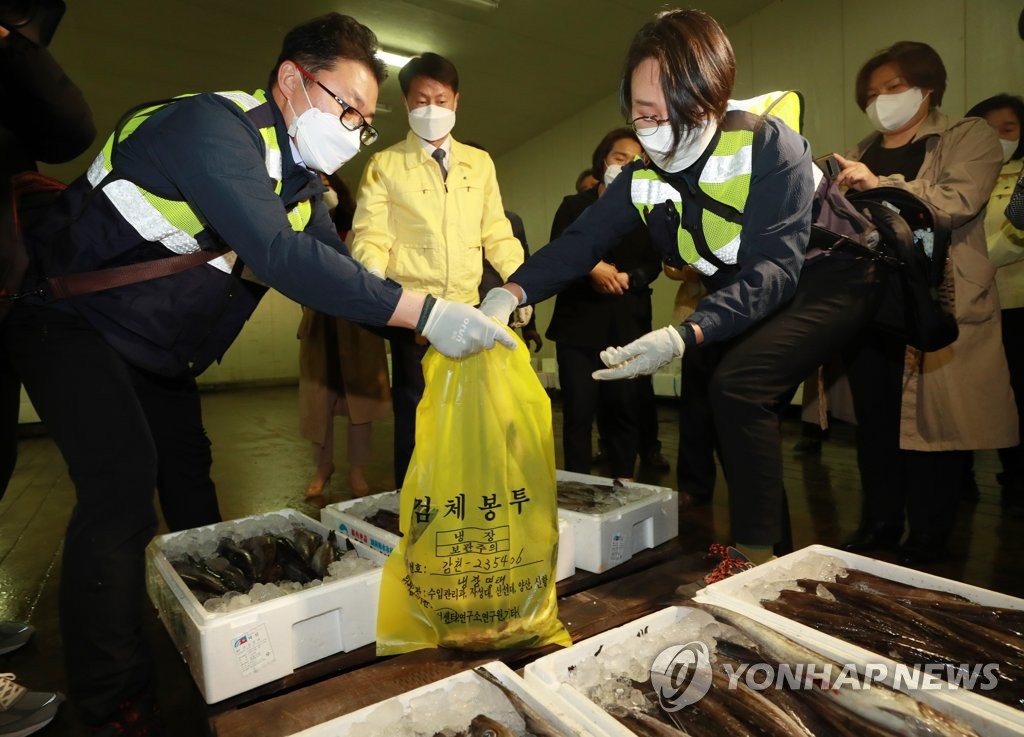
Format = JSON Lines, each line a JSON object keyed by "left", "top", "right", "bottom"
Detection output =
{"left": 114, "top": 94, "right": 402, "bottom": 327}
{"left": 686, "top": 117, "right": 812, "bottom": 343}
{"left": 510, "top": 172, "right": 643, "bottom": 303}
{"left": 0, "top": 29, "right": 95, "bottom": 166}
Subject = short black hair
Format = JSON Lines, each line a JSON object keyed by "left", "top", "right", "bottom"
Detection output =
{"left": 575, "top": 168, "right": 596, "bottom": 192}
{"left": 854, "top": 41, "right": 946, "bottom": 111}
{"left": 269, "top": 13, "right": 387, "bottom": 90}
{"left": 591, "top": 128, "right": 640, "bottom": 182}
{"left": 620, "top": 9, "right": 735, "bottom": 151}
{"left": 967, "top": 94, "right": 1024, "bottom": 161}
{"left": 398, "top": 52, "right": 459, "bottom": 96}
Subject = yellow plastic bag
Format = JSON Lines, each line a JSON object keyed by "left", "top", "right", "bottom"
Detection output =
{"left": 376, "top": 332, "right": 571, "bottom": 655}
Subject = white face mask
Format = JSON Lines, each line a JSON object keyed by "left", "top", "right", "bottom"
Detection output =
{"left": 408, "top": 104, "right": 456, "bottom": 141}
{"left": 640, "top": 119, "right": 717, "bottom": 173}
{"left": 1000, "top": 137, "right": 1019, "bottom": 164}
{"left": 603, "top": 163, "right": 624, "bottom": 187}
{"left": 287, "top": 83, "right": 361, "bottom": 174}
{"left": 866, "top": 87, "right": 927, "bottom": 133}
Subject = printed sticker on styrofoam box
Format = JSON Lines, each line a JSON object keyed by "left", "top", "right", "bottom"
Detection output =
{"left": 232, "top": 623, "right": 275, "bottom": 677}
{"left": 609, "top": 532, "right": 625, "bottom": 562}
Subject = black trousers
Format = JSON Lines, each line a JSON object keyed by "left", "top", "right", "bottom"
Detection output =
{"left": 389, "top": 329, "right": 429, "bottom": 488}
{"left": 1, "top": 303, "right": 221, "bottom": 723}
{"left": 845, "top": 319, "right": 969, "bottom": 544}
{"left": 556, "top": 342, "right": 640, "bottom": 478}
{"left": 998, "top": 306, "right": 1024, "bottom": 487}
{"left": 683, "top": 255, "right": 884, "bottom": 547}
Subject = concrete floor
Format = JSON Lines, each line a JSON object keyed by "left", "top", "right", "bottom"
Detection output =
{"left": 1, "top": 383, "right": 1022, "bottom": 736}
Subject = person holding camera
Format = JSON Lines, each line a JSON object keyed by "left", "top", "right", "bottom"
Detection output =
{"left": 0, "top": 1, "right": 94, "bottom": 734}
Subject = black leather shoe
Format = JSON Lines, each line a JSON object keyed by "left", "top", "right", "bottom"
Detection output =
{"left": 678, "top": 490, "right": 713, "bottom": 508}
{"left": 641, "top": 450, "right": 671, "bottom": 471}
{"left": 841, "top": 524, "right": 903, "bottom": 553}
{"left": 899, "top": 536, "right": 947, "bottom": 566}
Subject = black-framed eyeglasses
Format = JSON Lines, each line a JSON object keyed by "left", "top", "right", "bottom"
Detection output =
{"left": 630, "top": 115, "right": 671, "bottom": 137}
{"left": 294, "top": 62, "right": 379, "bottom": 146}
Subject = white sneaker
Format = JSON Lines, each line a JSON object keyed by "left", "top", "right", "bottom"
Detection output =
{"left": 0, "top": 673, "right": 63, "bottom": 737}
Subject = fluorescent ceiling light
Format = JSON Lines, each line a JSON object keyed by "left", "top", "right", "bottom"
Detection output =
{"left": 377, "top": 49, "right": 414, "bottom": 68}
{"left": 449, "top": 0, "right": 501, "bottom": 7}
{"left": 375, "top": 103, "right": 393, "bottom": 114}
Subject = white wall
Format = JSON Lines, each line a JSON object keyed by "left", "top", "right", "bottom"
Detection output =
{"left": 25, "top": 0, "right": 1024, "bottom": 413}
{"left": 491, "top": 0, "right": 1024, "bottom": 364}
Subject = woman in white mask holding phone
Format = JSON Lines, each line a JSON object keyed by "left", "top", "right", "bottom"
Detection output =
{"left": 834, "top": 42, "right": 1014, "bottom": 565}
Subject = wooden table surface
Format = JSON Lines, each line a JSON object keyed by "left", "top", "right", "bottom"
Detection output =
{"left": 209, "top": 537, "right": 706, "bottom": 737}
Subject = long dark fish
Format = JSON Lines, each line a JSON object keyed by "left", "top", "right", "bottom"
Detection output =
{"left": 217, "top": 538, "right": 257, "bottom": 581}
{"left": 172, "top": 559, "right": 228, "bottom": 595}
{"left": 203, "top": 556, "right": 251, "bottom": 592}
{"left": 273, "top": 535, "right": 317, "bottom": 583}
{"left": 471, "top": 667, "right": 573, "bottom": 737}
{"left": 696, "top": 602, "right": 982, "bottom": 737}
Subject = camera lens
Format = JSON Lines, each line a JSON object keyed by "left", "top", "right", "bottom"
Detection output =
{"left": 0, "top": 1, "right": 34, "bottom": 28}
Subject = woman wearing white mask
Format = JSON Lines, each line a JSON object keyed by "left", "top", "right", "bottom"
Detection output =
{"left": 479, "top": 9, "right": 887, "bottom": 580}
{"left": 966, "top": 93, "right": 1024, "bottom": 516}
{"left": 834, "top": 42, "right": 1013, "bottom": 564}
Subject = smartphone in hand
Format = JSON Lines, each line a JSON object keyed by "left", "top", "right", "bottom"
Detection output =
{"left": 814, "top": 154, "right": 841, "bottom": 179}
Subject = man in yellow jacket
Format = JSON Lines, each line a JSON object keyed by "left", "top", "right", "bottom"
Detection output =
{"left": 351, "top": 52, "right": 524, "bottom": 487}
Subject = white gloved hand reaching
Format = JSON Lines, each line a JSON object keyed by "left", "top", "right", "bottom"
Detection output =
{"left": 592, "top": 326, "right": 685, "bottom": 380}
{"left": 420, "top": 297, "right": 517, "bottom": 359}
{"left": 479, "top": 287, "right": 533, "bottom": 327}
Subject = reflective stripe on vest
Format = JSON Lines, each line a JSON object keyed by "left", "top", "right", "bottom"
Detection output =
{"left": 86, "top": 90, "right": 311, "bottom": 276}
{"left": 632, "top": 126, "right": 752, "bottom": 276}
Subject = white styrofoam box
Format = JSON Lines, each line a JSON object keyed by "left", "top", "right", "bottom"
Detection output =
{"left": 556, "top": 470, "right": 678, "bottom": 573}
{"left": 320, "top": 491, "right": 402, "bottom": 558}
{"left": 288, "top": 661, "right": 594, "bottom": 737}
{"left": 321, "top": 491, "right": 577, "bottom": 582}
{"left": 696, "top": 544, "right": 1024, "bottom": 737}
{"left": 525, "top": 606, "right": 702, "bottom": 737}
{"left": 145, "top": 508, "right": 383, "bottom": 704}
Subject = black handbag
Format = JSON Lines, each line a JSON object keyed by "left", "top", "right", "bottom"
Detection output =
{"left": 846, "top": 187, "right": 958, "bottom": 353}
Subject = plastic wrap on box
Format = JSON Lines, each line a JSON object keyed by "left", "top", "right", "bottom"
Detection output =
{"left": 556, "top": 470, "right": 678, "bottom": 573}
{"left": 697, "top": 543, "right": 1024, "bottom": 737}
{"left": 145, "top": 508, "right": 383, "bottom": 703}
{"left": 287, "top": 661, "right": 592, "bottom": 737}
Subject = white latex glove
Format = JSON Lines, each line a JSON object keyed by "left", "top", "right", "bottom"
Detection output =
{"left": 592, "top": 326, "right": 685, "bottom": 380}
{"left": 479, "top": 288, "right": 533, "bottom": 328}
{"left": 479, "top": 287, "right": 519, "bottom": 323}
{"left": 421, "top": 298, "right": 517, "bottom": 358}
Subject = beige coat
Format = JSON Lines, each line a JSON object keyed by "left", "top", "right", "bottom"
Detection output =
{"left": 297, "top": 309, "right": 391, "bottom": 446}
{"left": 848, "top": 110, "right": 1018, "bottom": 451}
{"left": 985, "top": 160, "right": 1024, "bottom": 309}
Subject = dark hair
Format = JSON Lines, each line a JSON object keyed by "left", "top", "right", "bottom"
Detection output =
{"left": 966, "top": 93, "right": 1024, "bottom": 161}
{"left": 619, "top": 9, "right": 735, "bottom": 150}
{"left": 591, "top": 128, "right": 640, "bottom": 182}
{"left": 268, "top": 13, "right": 387, "bottom": 90}
{"left": 854, "top": 41, "right": 946, "bottom": 111}
{"left": 398, "top": 52, "right": 459, "bottom": 96}
{"left": 575, "top": 168, "right": 596, "bottom": 192}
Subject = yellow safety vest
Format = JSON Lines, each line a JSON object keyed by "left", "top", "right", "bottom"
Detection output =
{"left": 631, "top": 91, "right": 803, "bottom": 276}
{"left": 85, "top": 89, "right": 312, "bottom": 276}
